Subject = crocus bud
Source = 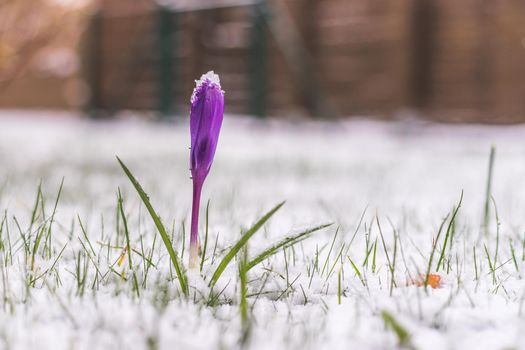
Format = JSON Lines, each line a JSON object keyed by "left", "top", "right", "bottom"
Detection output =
{"left": 189, "top": 71, "right": 225, "bottom": 268}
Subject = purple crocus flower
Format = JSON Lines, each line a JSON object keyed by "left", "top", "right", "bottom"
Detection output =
{"left": 189, "top": 71, "right": 224, "bottom": 268}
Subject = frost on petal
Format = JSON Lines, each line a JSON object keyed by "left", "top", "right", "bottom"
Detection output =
{"left": 191, "top": 71, "right": 224, "bottom": 105}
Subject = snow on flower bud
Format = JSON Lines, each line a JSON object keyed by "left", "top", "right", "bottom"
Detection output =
{"left": 189, "top": 71, "right": 224, "bottom": 268}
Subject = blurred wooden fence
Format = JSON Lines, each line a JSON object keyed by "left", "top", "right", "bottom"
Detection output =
{"left": 85, "top": 0, "right": 525, "bottom": 122}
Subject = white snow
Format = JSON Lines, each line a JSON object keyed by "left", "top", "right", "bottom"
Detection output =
{"left": 191, "top": 71, "right": 223, "bottom": 104}
{"left": 0, "top": 110, "right": 525, "bottom": 349}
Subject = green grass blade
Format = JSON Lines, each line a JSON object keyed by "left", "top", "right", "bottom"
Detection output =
{"left": 31, "top": 225, "right": 46, "bottom": 273}
{"left": 77, "top": 215, "right": 96, "bottom": 257}
{"left": 321, "top": 227, "right": 339, "bottom": 276}
{"left": 200, "top": 199, "right": 210, "bottom": 272}
{"left": 510, "top": 240, "right": 519, "bottom": 272}
{"left": 348, "top": 257, "right": 365, "bottom": 286}
{"left": 337, "top": 269, "right": 342, "bottom": 304}
{"left": 238, "top": 246, "right": 250, "bottom": 345}
{"left": 483, "top": 145, "right": 495, "bottom": 236}
{"left": 44, "top": 178, "right": 64, "bottom": 259}
{"left": 116, "top": 156, "right": 188, "bottom": 296}
{"left": 424, "top": 214, "right": 448, "bottom": 289}
{"left": 371, "top": 238, "right": 378, "bottom": 273}
{"left": 491, "top": 196, "right": 500, "bottom": 268}
{"left": 436, "top": 191, "right": 463, "bottom": 272}
{"left": 117, "top": 188, "right": 140, "bottom": 297}
{"left": 381, "top": 310, "right": 413, "bottom": 348}
{"left": 28, "top": 180, "right": 43, "bottom": 233}
{"left": 209, "top": 201, "right": 285, "bottom": 288}
{"left": 246, "top": 223, "right": 332, "bottom": 271}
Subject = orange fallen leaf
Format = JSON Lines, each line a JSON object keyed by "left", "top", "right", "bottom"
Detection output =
{"left": 407, "top": 273, "right": 441, "bottom": 289}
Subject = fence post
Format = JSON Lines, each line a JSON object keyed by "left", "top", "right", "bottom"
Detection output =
{"left": 85, "top": 10, "right": 102, "bottom": 118}
{"left": 301, "top": 0, "right": 320, "bottom": 117}
{"left": 410, "top": 0, "right": 436, "bottom": 109}
{"left": 158, "top": 6, "right": 175, "bottom": 118}
{"left": 249, "top": 0, "right": 269, "bottom": 118}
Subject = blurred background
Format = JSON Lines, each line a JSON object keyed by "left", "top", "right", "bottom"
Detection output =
{"left": 1, "top": 0, "right": 525, "bottom": 123}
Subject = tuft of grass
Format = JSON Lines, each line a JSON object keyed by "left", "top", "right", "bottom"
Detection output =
{"left": 377, "top": 216, "right": 397, "bottom": 291}
{"left": 484, "top": 244, "right": 496, "bottom": 285}
{"left": 436, "top": 191, "right": 463, "bottom": 272}
{"left": 424, "top": 214, "right": 448, "bottom": 290}
{"left": 209, "top": 201, "right": 285, "bottom": 288}
{"left": 117, "top": 189, "right": 140, "bottom": 297}
{"left": 117, "top": 156, "right": 188, "bottom": 296}
{"left": 30, "top": 242, "right": 68, "bottom": 286}
{"left": 30, "top": 225, "right": 45, "bottom": 275}
{"left": 246, "top": 223, "right": 332, "bottom": 271}
{"left": 321, "top": 227, "right": 339, "bottom": 276}
{"left": 43, "top": 177, "right": 64, "bottom": 259}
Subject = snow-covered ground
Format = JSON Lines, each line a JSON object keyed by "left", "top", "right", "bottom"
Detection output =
{"left": 1, "top": 111, "right": 525, "bottom": 350}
